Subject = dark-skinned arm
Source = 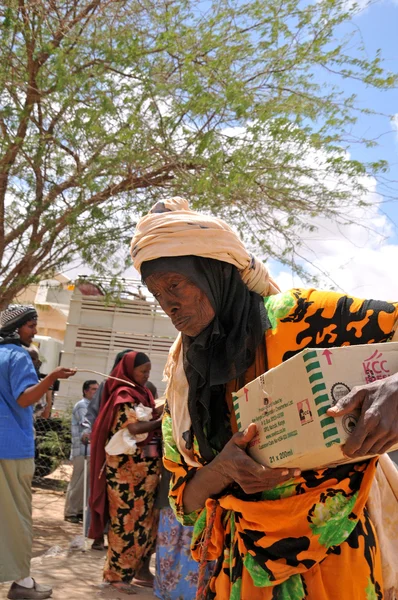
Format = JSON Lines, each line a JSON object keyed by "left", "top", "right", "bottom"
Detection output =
{"left": 183, "top": 423, "right": 301, "bottom": 514}
{"left": 40, "top": 390, "right": 53, "bottom": 419}
{"left": 127, "top": 418, "right": 162, "bottom": 435}
{"left": 17, "top": 367, "right": 76, "bottom": 408}
{"left": 327, "top": 371, "right": 398, "bottom": 457}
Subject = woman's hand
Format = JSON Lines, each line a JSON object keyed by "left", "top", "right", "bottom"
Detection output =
{"left": 127, "top": 417, "right": 162, "bottom": 436}
{"left": 210, "top": 423, "right": 300, "bottom": 494}
{"left": 327, "top": 372, "right": 398, "bottom": 457}
{"left": 183, "top": 424, "right": 300, "bottom": 514}
{"left": 154, "top": 405, "right": 164, "bottom": 418}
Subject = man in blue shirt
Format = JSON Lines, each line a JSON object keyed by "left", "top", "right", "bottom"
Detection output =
{"left": 64, "top": 380, "right": 99, "bottom": 523}
{"left": 0, "top": 305, "right": 76, "bottom": 600}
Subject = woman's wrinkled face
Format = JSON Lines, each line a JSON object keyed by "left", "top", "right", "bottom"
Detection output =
{"left": 132, "top": 361, "right": 151, "bottom": 387}
{"left": 145, "top": 272, "right": 215, "bottom": 337}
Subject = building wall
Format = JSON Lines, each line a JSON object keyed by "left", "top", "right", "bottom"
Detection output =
{"left": 14, "top": 274, "right": 72, "bottom": 342}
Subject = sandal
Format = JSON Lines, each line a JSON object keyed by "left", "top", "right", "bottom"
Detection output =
{"left": 64, "top": 515, "right": 81, "bottom": 524}
{"left": 108, "top": 582, "right": 137, "bottom": 595}
{"left": 7, "top": 579, "right": 52, "bottom": 599}
{"left": 91, "top": 541, "right": 105, "bottom": 551}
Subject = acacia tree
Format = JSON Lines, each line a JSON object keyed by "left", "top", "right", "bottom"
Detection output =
{"left": 0, "top": 0, "right": 396, "bottom": 307}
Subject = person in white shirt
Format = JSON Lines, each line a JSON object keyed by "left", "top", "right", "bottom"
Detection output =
{"left": 64, "top": 380, "right": 99, "bottom": 523}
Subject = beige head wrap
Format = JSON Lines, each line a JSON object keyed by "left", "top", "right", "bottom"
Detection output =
{"left": 130, "top": 197, "right": 279, "bottom": 296}
{"left": 130, "top": 197, "right": 279, "bottom": 467}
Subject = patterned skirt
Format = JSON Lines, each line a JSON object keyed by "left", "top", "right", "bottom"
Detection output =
{"left": 103, "top": 452, "right": 160, "bottom": 582}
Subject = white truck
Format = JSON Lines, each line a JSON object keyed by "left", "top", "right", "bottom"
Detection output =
{"left": 32, "top": 335, "right": 64, "bottom": 374}
{"left": 57, "top": 280, "right": 177, "bottom": 410}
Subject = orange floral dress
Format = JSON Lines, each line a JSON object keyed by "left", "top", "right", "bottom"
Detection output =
{"left": 163, "top": 289, "right": 398, "bottom": 599}
{"left": 103, "top": 403, "right": 161, "bottom": 583}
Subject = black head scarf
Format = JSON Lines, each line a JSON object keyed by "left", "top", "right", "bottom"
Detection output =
{"left": 141, "top": 256, "right": 266, "bottom": 462}
{"left": 0, "top": 304, "right": 38, "bottom": 346}
{"left": 111, "top": 348, "right": 133, "bottom": 370}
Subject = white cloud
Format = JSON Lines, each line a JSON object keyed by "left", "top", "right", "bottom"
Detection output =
{"left": 273, "top": 180, "right": 398, "bottom": 300}
{"left": 275, "top": 243, "right": 398, "bottom": 300}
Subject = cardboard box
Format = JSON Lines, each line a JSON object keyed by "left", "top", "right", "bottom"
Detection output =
{"left": 233, "top": 342, "right": 398, "bottom": 471}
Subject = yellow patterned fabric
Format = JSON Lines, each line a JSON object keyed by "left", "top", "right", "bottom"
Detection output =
{"left": 163, "top": 288, "right": 398, "bottom": 599}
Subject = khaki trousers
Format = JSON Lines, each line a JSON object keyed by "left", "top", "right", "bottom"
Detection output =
{"left": 64, "top": 455, "right": 90, "bottom": 517}
{"left": 0, "top": 458, "right": 34, "bottom": 582}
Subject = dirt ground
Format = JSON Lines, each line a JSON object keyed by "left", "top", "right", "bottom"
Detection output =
{"left": 0, "top": 465, "right": 156, "bottom": 600}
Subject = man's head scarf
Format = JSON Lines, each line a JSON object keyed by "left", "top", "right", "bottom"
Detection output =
{"left": 0, "top": 304, "right": 38, "bottom": 345}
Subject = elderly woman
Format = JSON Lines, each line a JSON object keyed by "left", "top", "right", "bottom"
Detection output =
{"left": 131, "top": 198, "right": 398, "bottom": 600}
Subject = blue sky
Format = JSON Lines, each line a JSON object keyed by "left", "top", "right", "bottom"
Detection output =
{"left": 273, "top": 0, "right": 398, "bottom": 299}
{"left": 348, "top": 0, "right": 398, "bottom": 213}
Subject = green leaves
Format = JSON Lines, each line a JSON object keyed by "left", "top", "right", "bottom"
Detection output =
{"left": 0, "top": 0, "right": 396, "bottom": 305}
